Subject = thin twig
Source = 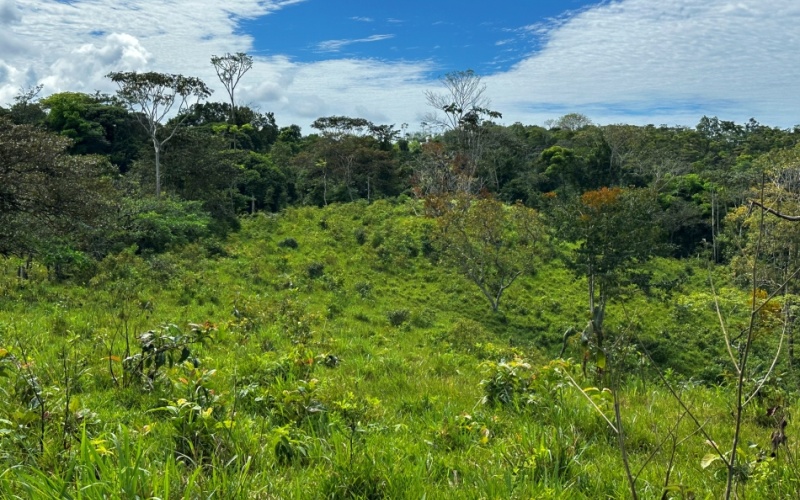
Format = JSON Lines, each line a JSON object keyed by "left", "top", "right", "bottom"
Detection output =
{"left": 709, "top": 273, "right": 740, "bottom": 373}
{"left": 633, "top": 411, "right": 687, "bottom": 482}
{"left": 562, "top": 370, "right": 618, "bottom": 433}
{"left": 637, "top": 341, "right": 729, "bottom": 467}
{"left": 726, "top": 174, "right": 767, "bottom": 499}
{"left": 743, "top": 317, "right": 786, "bottom": 407}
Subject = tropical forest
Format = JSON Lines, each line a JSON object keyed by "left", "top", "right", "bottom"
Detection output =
{"left": 2, "top": 58, "right": 800, "bottom": 498}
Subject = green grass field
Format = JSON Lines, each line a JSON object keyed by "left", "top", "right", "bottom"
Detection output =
{"left": 0, "top": 200, "right": 796, "bottom": 499}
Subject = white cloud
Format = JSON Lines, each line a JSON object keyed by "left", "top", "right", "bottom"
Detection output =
{"left": 1, "top": 0, "right": 309, "bottom": 111}
{"left": 40, "top": 33, "right": 151, "bottom": 92}
{"left": 488, "top": 0, "right": 800, "bottom": 127}
{"left": 0, "top": 0, "right": 20, "bottom": 24}
{"left": 0, "top": 0, "right": 26, "bottom": 60}
{"left": 2, "top": 0, "right": 800, "bottom": 130}
{"left": 316, "top": 34, "right": 395, "bottom": 53}
{"left": 242, "top": 57, "right": 431, "bottom": 125}
{"left": 351, "top": 16, "right": 373, "bottom": 22}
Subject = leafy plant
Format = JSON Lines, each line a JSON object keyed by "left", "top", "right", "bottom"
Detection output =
{"left": 271, "top": 424, "right": 312, "bottom": 466}
{"left": 386, "top": 309, "right": 410, "bottom": 327}
{"left": 267, "top": 377, "right": 327, "bottom": 431}
{"left": 306, "top": 262, "right": 324, "bottom": 279}
{"left": 278, "top": 237, "right": 298, "bottom": 249}
{"left": 480, "top": 357, "right": 535, "bottom": 407}
{"left": 123, "top": 322, "right": 215, "bottom": 389}
{"left": 331, "top": 391, "right": 381, "bottom": 466}
{"left": 154, "top": 396, "right": 232, "bottom": 463}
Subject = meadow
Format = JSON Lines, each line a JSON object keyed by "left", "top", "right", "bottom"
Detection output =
{"left": 0, "top": 199, "right": 795, "bottom": 499}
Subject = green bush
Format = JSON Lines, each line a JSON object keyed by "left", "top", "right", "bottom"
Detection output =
{"left": 278, "top": 237, "right": 298, "bottom": 249}
{"left": 354, "top": 227, "right": 367, "bottom": 245}
{"left": 386, "top": 309, "right": 410, "bottom": 327}
{"left": 306, "top": 262, "right": 324, "bottom": 279}
{"left": 121, "top": 196, "right": 212, "bottom": 254}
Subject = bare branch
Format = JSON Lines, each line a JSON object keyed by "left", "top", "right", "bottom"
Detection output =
{"left": 750, "top": 199, "right": 800, "bottom": 221}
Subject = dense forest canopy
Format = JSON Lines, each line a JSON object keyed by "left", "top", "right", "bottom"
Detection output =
{"left": 3, "top": 68, "right": 799, "bottom": 268}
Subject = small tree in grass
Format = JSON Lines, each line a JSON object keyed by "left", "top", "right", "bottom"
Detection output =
{"left": 434, "top": 194, "right": 543, "bottom": 312}
{"left": 555, "top": 187, "right": 665, "bottom": 351}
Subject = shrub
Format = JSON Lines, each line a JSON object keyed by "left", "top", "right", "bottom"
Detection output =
{"left": 354, "top": 281, "right": 372, "bottom": 299}
{"left": 272, "top": 424, "right": 312, "bottom": 466}
{"left": 386, "top": 309, "right": 410, "bottom": 327}
{"left": 306, "top": 262, "right": 324, "bottom": 279}
{"left": 354, "top": 227, "right": 367, "bottom": 246}
{"left": 278, "top": 237, "right": 298, "bottom": 249}
{"left": 123, "top": 322, "right": 215, "bottom": 389}
{"left": 122, "top": 196, "right": 212, "bottom": 254}
{"left": 269, "top": 377, "right": 327, "bottom": 430}
{"left": 480, "top": 357, "right": 534, "bottom": 407}
{"left": 155, "top": 395, "right": 229, "bottom": 463}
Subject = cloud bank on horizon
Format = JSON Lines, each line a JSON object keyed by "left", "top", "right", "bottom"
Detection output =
{"left": 1, "top": 0, "right": 798, "bottom": 131}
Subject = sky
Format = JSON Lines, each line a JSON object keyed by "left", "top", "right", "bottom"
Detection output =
{"left": 1, "top": 0, "right": 799, "bottom": 132}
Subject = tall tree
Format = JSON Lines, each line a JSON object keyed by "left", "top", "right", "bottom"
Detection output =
{"left": 8, "top": 85, "right": 46, "bottom": 125}
{"left": 210, "top": 52, "right": 253, "bottom": 127}
{"left": 553, "top": 187, "right": 665, "bottom": 351}
{"left": 550, "top": 113, "right": 592, "bottom": 132}
{"left": 422, "top": 70, "right": 501, "bottom": 194}
{"left": 107, "top": 71, "right": 212, "bottom": 198}
{"left": 0, "top": 117, "right": 117, "bottom": 272}
{"left": 726, "top": 144, "right": 800, "bottom": 367}
{"left": 39, "top": 91, "right": 146, "bottom": 170}
{"left": 308, "top": 116, "right": 401, "bottom": 203}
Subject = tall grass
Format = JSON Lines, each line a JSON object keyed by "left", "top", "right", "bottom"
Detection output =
{"left": 0, "top": 201, "right": 797, "bottom": 498}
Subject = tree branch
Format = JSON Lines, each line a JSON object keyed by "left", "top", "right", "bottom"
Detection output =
{"left": 750, "top": 200, "right": 800, "bottom": 221}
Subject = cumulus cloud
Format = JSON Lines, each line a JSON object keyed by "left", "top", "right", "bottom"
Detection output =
{"left": 40, "top": 33, "right": 151, "bottom": 92}
{"left": 2, "top": 0, "right": 800, "bottom": 130}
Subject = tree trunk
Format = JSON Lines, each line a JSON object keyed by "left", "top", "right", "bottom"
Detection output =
{"left": 787, "top": 297, "right": 795, "bottom": 370}
{"left": 154, "top": 141, "right": 162, "bottom": 199}
{"left": 230, "top": 94, "right": 237, "bottom": 150}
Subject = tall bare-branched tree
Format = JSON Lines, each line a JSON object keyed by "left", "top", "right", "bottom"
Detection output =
{"left": 420, "top": 70, "right": 501, "bottom": 195}
{"left": 210, "top": 52, "right": 253, "bottom": 127}
{"left": 107, "top": 71, "right": 212, "bottom": 198}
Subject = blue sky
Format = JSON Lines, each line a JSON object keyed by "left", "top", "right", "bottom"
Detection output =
{"left": 243, "top": 1, "right": 593, "bottom": 75}
{"left": 2, "top": 0, "right": 800, "bottom": 131}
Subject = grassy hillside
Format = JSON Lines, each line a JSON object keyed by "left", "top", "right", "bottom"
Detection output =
{"left": 0, "top": 200, "right": 795, "bottom": 498}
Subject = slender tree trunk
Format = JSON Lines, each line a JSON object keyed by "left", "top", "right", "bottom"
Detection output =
{"left": 230, "top": 94, "right": 237, "bottom": 150}
{"left": 712, "top": 191, "right": 718, "bottom": 262}
{"left": 787, "top": 295, "right": 795, "bottom": 370}
{"left": 154, "top": 141, "right": 162, "bottom": 199}
{"left": 613, "top": 386, "right": 638, "bottom": 500}
{"left": 323, "top": 170, "right": 328, "bottom": 206}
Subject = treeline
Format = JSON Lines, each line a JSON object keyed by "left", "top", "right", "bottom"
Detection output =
{"left": 2, "top": 69, "right": 800, "bottom": 279}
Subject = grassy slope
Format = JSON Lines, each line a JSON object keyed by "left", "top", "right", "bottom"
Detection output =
{"left": 0, "top": 200, "right": 795, "bottom": 498}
